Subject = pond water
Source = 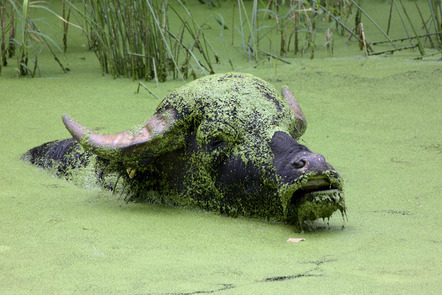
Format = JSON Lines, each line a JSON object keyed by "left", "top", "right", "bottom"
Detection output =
{"left": 1, "top": 1, "right": 441, "bottom": 294}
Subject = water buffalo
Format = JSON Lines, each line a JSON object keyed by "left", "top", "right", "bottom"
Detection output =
{"left": 23, "top": 73, "right": 345, "bottom": 228}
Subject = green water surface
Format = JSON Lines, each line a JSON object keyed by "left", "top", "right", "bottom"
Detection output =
{"left": 1, "top": 1, "right": 441, "bottom": 294}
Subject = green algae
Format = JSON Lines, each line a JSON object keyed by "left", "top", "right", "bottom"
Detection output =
{"left": 2, "top": 53, "right": 441, "bottom": 294}
{"left": 278, "top": 170, "right": 346, "bottom": 228}
{"left": 1, "top": 2, "right": 442, "bottom": 294}
{"left": 294, "top": 190, "right": 346, "bottom": 227}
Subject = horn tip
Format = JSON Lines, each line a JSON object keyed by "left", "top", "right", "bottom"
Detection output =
{"left": 62, "top": 114, "right": 72, "bottom": 125}
{"left": 62, "top": 114, "right": 85, "bottom": 141}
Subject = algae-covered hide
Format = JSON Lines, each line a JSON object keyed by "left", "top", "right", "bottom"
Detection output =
{"left": 24, "top": 72, "right": 345, "bottom": 227}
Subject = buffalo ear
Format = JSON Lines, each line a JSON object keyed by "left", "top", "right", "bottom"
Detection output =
{"left": 62, "top": 108, "right": 181, "bottom": 163}
{"left": 281, "top": 87, "right": 307, "bottom": 138}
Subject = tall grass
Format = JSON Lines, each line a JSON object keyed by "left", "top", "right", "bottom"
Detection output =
{"left": 231, "top": 0, "right": 359, "bottom": 60}
{"left": 68, "top": 0, "right": 217, "bottom": 81}
{"left": 0, "top": 0, "right": 67, "bottom": 77}
{"left": 1, "top": 1, "right": 439, "bottom": 77}
{"left": 369, "top": 0, "right": 441, "bottom": 57}
{"left": 229, "top": 0, "right": 441, "bottom": 60}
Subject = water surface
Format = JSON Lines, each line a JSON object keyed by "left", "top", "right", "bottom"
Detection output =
{"left": 1, "top": 2, "right": 441, "bottom": 294}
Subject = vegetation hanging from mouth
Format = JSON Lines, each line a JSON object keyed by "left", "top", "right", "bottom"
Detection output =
{"left": 279, "top": 170, "right": 346, "bottom": 229}
{"left": 293, "top": 189, "right": 346, "bottom": 229}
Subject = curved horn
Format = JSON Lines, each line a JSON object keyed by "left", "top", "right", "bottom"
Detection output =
{"left": 62, "top": 109, "right": 176, "bottom": 160}
{"left": 281, "top": 87, "right": 307, "bottom": 138}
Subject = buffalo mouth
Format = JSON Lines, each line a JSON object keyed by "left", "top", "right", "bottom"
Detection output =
{"left": 281, "top": 172, "right": 346, "bottom": 228}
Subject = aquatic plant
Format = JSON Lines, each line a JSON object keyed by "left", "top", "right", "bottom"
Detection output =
{"left": 0, "top": 0, "right": 67, "bottom": 77}
{"left": 67, "top": 0, "right": 218, "bottom": 81}
{"left": 356, "top": 0, "right": 441, "bottom": 57}
{"left": 2, "top": 1, "right": 439, "bottom": 77}
{"left": 228, "top": 0, "right": 373, "bottom": 60}
{"left": 62, "top": 0, "right": 71, "bottom": 53}
{"left": 225, "top": 0, "right": 441, "bottom": 60}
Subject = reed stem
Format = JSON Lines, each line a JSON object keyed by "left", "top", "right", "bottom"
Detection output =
{"left": 70, "top": 0, "right": 216, "bottom": 81}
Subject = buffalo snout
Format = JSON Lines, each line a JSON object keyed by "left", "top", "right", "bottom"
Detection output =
{"left": 290, "top": 152, "right": 332, "bottom": 172}
{"left": 271, "top": 131, "right": 337, "bottom": 184}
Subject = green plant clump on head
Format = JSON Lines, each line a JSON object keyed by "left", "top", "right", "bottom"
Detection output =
{"left": 87, "top": 73, "right": 344, "bottom": 226}
{"left": 23, "top": 73, "right": 346, "bottom": 229}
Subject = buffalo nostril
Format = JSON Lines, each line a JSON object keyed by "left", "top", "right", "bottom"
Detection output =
{"left": 291, "top": 158, "right": 307, "bottom": 169}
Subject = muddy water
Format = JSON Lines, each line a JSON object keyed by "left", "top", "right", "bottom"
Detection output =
{"left": 1, "top": 3, "right": 441, "bottom": 295}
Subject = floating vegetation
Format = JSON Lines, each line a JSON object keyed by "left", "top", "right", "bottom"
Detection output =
{"left": 295, "top": 189, "right": 347, "bottom": 229}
